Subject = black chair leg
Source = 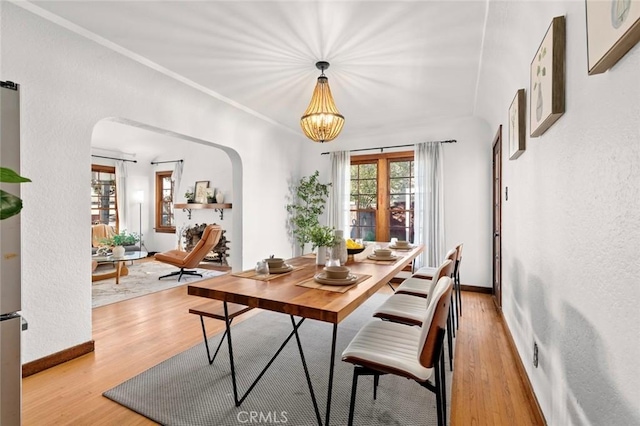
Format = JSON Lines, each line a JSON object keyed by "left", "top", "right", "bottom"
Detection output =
{"left": 440, "top": 349, "right": 447, "bottom": 426}
{"left": 450, "top": 298, "right": 456, "bottom": 338}
{"left": 373, "top": 373, "right": 380, "bottom": 400}
{"left": 348, "top": 368, "right": 360, "bottom": 426}
{"left": 446, "top": 312, "right": 453, "bottom": 371}
{"left": 434, "top": 356, "right": 443, "bottom": 426}
{"left": 159, "top": 268, "right": 203, "bottom": 282}
{"left": 453, "top": 282, "right": 460, "bottom": 329}
{"left": 457, "top": 271, "right": 462, "bottom": 317}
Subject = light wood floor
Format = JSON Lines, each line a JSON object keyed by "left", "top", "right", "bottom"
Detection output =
{"left": 22, "top": 285, "right": 543, "bottom": 425}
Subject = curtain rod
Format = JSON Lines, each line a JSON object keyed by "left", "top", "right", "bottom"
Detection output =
{"left": 150, "top": 159, "right": 183, "bottom": 165}
{"left": 320, "top": 139, "right": 457, "bottom": 155}
{"left": 91, "top": 154, "right": 137, "bottom": 163}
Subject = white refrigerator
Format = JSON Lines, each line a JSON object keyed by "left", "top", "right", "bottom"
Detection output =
{"left": 0, "top": 80, "right": 23, "bottom": 426}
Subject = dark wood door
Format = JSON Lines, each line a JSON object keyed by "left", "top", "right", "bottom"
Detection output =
{"left": 492, "top": 126, "right": 502, "bottom": 309}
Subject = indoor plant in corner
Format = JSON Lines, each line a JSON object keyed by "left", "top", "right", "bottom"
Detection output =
{"left": 309, "top": 225, "right": 335, "bottom": 265}
{"left": 285, "top": 170, "right": 331, "bottom": 255}
{"left": 101, "top": 230, "right": 139, "bottom": 258}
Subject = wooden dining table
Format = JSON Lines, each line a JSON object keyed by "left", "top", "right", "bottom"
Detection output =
{"left": 188, "top": 244, "right": 423, "bottom": 425}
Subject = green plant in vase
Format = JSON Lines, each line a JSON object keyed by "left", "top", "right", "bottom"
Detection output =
{"left": 309, "top": 225, "right": 335, "bottom": 251}
{"left": 309, "top": 224, "right": 335, "bottom": 265}
{"left": 0, "top": 167, "right": 31, "bottom": 220}
{"left": 108, "top": 230, "right": 140, "bottom": 246}
{"left": 184, "top": 188, "right": 195, "bottom": 203}
{"left": 100, "top": 230, "right": 140, "bottom": 257}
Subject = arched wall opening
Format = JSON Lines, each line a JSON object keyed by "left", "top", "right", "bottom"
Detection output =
{"left": 90, "top": 117, "right": 244, "bottom": 271}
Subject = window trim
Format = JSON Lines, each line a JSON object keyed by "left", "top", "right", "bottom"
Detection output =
{"left": 155, "top": 170, "right": 175, "bottom": 234}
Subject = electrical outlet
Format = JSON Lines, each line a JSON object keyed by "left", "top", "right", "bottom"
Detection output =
{"left": 533, "top": 342, "right": 539, "bottom": 368}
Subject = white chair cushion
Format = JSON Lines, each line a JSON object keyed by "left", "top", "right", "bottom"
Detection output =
{"left": 395, "top": 277, "right": 432, "bottom": 296}
{"left": 342, "top": 319, "right": 433, "bottom": 382}
{"left": 413, "top": 266, "right": 437, "bottom": 278}
{"left": 372, "top": 293, "right": 428, "bottom": 326}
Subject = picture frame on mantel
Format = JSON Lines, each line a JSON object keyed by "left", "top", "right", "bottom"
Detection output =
{"left": 194, "top": 180, "right": 209, "bottom": 204}
{"left": 509, "top": 89, "right": 526, "bottom": 160}
{"left": 530, "top": 15, "right": 566, "bottom": 138}
{"left": 586, "top": 0, "right": 640, "bottom": 75}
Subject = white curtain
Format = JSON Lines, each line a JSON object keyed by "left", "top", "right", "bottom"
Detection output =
{"left": 413, "top": 142, "right": 445, "bottom": 269}
{"left": 172, "top": 161, "right": 184, "bottom": 248}
{"left": 328, "top": 151, "right": 351, "bottom": 236}
{"left": 115, "top": 161, "right": 128, "bottom": 232}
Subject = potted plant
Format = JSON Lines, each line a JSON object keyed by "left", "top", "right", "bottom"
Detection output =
{"left": 285, "top": 170, "right": 331, "bottom": 254}
{"left": 206, "top": 188, "right": 215, "bottom": 204}
{"left": 184, "top": 188, "right": 195, "bottom": 203}
{"left": 309, "top": 225, "right": 335, "bottom": 265}
{"left": 0, "top": 167, "right": 31, "bottom": 220}
{"left": 101, "top": 230, "right": 140, "bottom": 258}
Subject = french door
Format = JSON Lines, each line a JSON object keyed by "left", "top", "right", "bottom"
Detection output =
{"left": 350, "top": 151, "right": 414, "bottom": 242}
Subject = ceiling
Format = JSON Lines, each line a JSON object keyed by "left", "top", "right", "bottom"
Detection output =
{"left": 30, "top": 1, "right": 488, "bottom": 143}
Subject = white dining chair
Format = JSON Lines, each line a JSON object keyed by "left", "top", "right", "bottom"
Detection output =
{"left": 408, "top": 247, "right": 459, "bottom": 331}
{"left": 372, "top": 259, "right": 455, "bottom": 370}
{"left": 342, "top": 276, "right": 453, "bottom": 426}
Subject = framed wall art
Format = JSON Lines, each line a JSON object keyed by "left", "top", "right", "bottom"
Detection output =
{"left": 586, "top": 0, "right": 640, "bottom": 75}
{"left": 194, "top": 180, "right": 210, "bottom": 204}
{"left": 530, "top": 15, "right": 566, "bottom": 138}
{"left": 509, "top": 89, "right": 526, "bottom": 160}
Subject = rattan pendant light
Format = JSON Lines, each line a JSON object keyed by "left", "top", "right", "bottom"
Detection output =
{"left": 300, "top": 61, "right": 345, "bottom": 143}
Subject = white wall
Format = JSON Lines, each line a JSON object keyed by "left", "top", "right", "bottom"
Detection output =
{"left": 475, "top": 1, "right": 640, "bottom": 424}
{"left": 2, "top": 3, "right": 302, "bottom": 363}
{"left": 299, "top": 116, "right": 494, "bottom": 288}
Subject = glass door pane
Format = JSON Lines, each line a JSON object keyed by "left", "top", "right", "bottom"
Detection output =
{"left": 350, "top": 163, "right": 378, "bottom": 241}
{"left": 388, "top": 159, "right": 414, "bottom": 242}
{"left": 91, "top": 167, "right": 117, "bottom": 229}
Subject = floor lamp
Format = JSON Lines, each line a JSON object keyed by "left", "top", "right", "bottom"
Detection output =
{"left": 134, "top": 190, "right": 146, "bottom": 252}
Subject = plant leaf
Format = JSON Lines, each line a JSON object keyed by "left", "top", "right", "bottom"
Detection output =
{"left": 0, "top": 190, "right": 23, "bottom": 220}
{"left": 0, "top": 167, "right": 31, "bottom": 183}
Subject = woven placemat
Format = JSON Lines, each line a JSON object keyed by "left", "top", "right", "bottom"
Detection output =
{"left": 231, "top": 265, "right": 306, "bottom": 282}
{"left": 295, "top": 274, "right": 371, "bottom": 293}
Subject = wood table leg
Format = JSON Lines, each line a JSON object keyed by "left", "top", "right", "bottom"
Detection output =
{"left": 115, "top": 262, "right": 122, "bottom": 284}
{"left": 92, "top": 262, "right": 130, "bottom": 283}
{"left": 115, "top": 263, "right": 130, "bottom": 285}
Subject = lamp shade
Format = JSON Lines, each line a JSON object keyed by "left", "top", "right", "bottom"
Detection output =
{"left": 133, "top": 190, "right": 144, "bottom": 203}
{"left": 300, "top": 71, "right": 345, "bottom": 143}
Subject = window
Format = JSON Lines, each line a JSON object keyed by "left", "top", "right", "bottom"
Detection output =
{"left": 91, "top": 165, "right": 118, "bottom": 230}
{"left": 155, "top": 171, "right": 175, "bottom": 233}
{"left": 350, "top": 151, "right": 414, "bottom": 242}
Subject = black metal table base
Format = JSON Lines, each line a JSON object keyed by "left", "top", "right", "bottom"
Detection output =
{"left": 222, "top": 302, "right": 339, "bottom": 425}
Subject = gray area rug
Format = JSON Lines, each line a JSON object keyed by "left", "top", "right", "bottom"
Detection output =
{"left": 104, "top": 293, "right": 453, "bottom": 425}
{"left": 92, "top": 261, "right": 225, "bottom": 308}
